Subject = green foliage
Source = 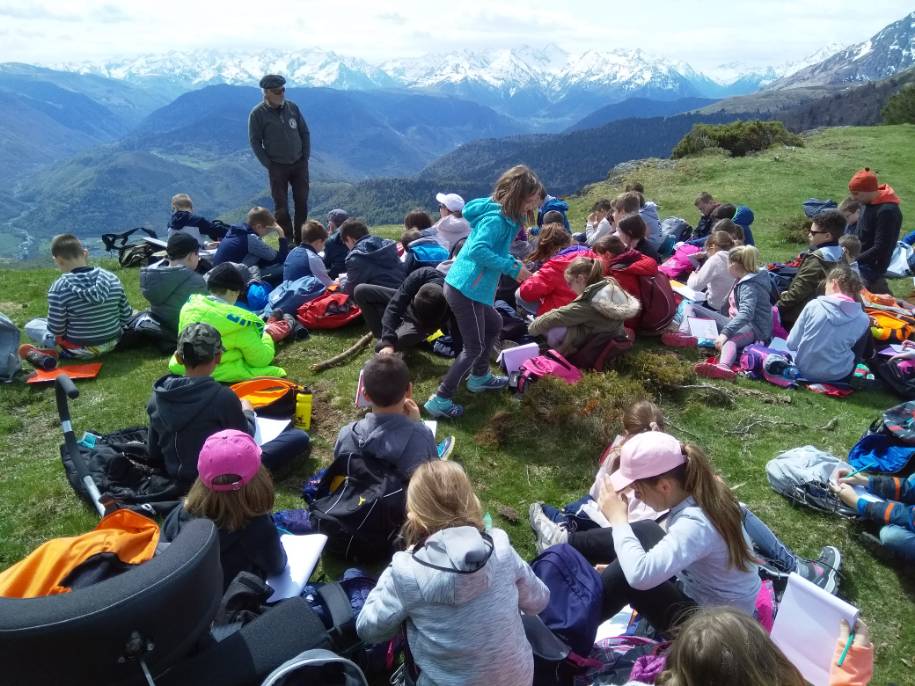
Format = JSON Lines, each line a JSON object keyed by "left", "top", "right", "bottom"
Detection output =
{"left": 612, "top": 349, "right": 696, "bottom": 394}
{"left": 672, "top": 120, "right": 804, "bottom": 159}
{"left": 773, "top": 216, "right": 812, "bottom": 246}
{"left": 882, "top": 84, "right": 915, "bottom": 124}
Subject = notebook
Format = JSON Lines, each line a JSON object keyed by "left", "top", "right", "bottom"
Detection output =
{"left": 686, "top": 317, "right": 718, "bottom": 339}
{"left": 770, "top": 573, "right": 859, "bottom": 686}
{"left": 669, "top": 280, "right": 707, "bottom": 302}
{"left": 265, "top": 533, "right": 328, "bottom": 602}
{"left": 253, "top": 416, "right": 290, "bottom": 446}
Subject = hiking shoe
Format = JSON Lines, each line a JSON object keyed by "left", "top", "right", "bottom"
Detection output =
{"left": 424, "top": 395, "right": 464, "bottom": 419}
{"left": 18, "top": 344, "right": 58, "bottom": 370}
{"left": 694, "top": 361, "right": 736, "bottom": 381}
{"left": 467, "top": 372, "right": 509, "bottom": 393}
{"left": 797, "top": 545, "right": 842, "bottom": 595}
{"left": 437, "top": 435, "right": 456, "bottom": 460}
{"left": 661, "top": 331, "right": 698, "bottom": 348}
{"left": 529, "top": 502, "right": 568, "bottom": 553}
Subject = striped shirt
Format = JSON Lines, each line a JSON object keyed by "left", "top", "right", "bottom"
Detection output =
{"left": 47, "top": 267, "right": 133, "bottom": 345}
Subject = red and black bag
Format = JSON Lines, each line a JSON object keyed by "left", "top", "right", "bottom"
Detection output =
{"left": 635, "top": 273, "right": 677, "bottom": 335}
{"left": 295, "top": 287, "right": 362, "bottom": 330}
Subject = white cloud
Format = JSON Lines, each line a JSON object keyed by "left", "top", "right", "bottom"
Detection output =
{"left": 0, "top": 0, "right": 912, "bottom": 71}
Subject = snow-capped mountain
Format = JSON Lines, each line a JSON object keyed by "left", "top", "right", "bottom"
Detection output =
{"left": 708, "top": 43, "right": 846, "bottom": 92}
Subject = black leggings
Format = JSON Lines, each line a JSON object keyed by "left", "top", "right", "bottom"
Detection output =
{"left": 568, "top": 520, "right": 697, "bottom": 634}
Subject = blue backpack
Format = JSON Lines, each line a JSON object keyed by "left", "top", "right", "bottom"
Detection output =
{"left": 848, "top": 402, "right": 915, "bottom": 475}
{"left": 530, "top": 543, "right": 603, "bottom": 656}
{"left": 403, "top": 238, "right": 449, "bottom": 274}
{"left": 267, "top": 275, "right": 326, "bottom": 315}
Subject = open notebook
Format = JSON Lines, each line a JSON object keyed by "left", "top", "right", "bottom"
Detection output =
{"left": 771, "top": 573, "right": 859, "bottom": 686}
{"left": 265, "top": 533, "right": 328, "bottom": 602}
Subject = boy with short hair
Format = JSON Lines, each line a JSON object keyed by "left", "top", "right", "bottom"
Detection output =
{"left": 839, "top": 197, "right": 861, "bottom": 236}
{"left": 140, "top": 232, "right": 207, "bottom": 335}
{"left": 839, "top": 234, "right": 861, "bottom": 274}
{"left": 168, "top": 193, "right": 224, "bottom": 244}
{"left": 26, "top": 233, "right": 133, "bottom": 358}
{"left": 334, "top": 355, "right": 436, "bottom": 479}
{"left": 283, "top": 219, "right": 333, "bottom": 285}
{"left": 323, "top": 208, "right": 350, "bottom": 279}
{"left": 214, "top": 207, "right": 290, "bottom": 286}
{"left": 340, "top": 219, "right": 406, "bottom": 295}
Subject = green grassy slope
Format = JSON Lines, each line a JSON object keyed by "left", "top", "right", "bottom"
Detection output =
{"left": 0, "top": 125, "right": 913, "bottom": 681}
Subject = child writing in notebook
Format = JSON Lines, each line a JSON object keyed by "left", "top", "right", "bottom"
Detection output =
{"left": 162, "top": 429, "right": 285, "bottom": 589}
{"left": 356, "top": 460, "right": 550, "bottom": 686}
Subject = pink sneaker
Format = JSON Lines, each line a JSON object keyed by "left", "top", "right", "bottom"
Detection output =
{"left": 694, "top": 361, "right": 736, "bottom": 381}
{"left": 661, "top": 331, "right": 698, "bottom": 348}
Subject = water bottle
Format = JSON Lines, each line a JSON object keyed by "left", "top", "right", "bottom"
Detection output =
{"left": 483, "top": 512, "right": 493, "bottom": 531}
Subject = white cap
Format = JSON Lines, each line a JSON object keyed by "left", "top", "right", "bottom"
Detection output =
{"left": 435, "top": 192, "right": 465, "bottom": 212}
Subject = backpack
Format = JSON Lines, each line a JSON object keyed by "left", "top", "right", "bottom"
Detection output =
{"left": 567, "top": 330, "right": 634, "bottom": 371}
{"left": 101, "top": 228, "right": 159, "bottom": 267}
{"left": 296, "top": 290, "right": 362, "bottom": 330}
{"left": 261, "top": 649, "right": 369, "bottom": 686}
{"left": 267, "top": 276, "right": 326, "bottom": 315}
{"left": 886, "top": 242, "right": 913, "bottom": 278}
{"left": 660, "top": 217, "right": 692, "bottom": 242}
{"left": 635, "top": 273, "right": 677, "bottom": 335}
{"left": 866, "top": 308, "right": 915, "bottom": 343}
{"left": 230, "top": 378, "right": 310, "bottom": 421}
{"left": 802, "top": 198, "right": 838, "bottom": 219}
{"left": 308, "top": 451, "right": 407, "bottom": 562}
{"left": 738, "top": 344, "right": 797, "bottom": 388}
{"left": 517, "top": 349, "right": 583, "bottom": 394}
{"left": 658, "top": 244, "right": 700, "bottom": 280}
{"left": 847, "top": 401, "right": 915, "bottom": 475}
{"left": 765, "top": 446, "right": 858, "bottom": 518}
{"left": 871, "top": 355, "right": 915, "bottom": 400}
{"left": 403, "top": 238, "right": 449, "bottom": 274}
{"left": 767, "top": 264, "right": 800, "bottom": 295}
{"left": 574, "top": 636, "right": 666, "bottom": 686}
{"left": 0, "top": 312, "right": 21, "bottom": 383}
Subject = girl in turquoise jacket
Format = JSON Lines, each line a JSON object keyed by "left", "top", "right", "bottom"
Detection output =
{"left": 425, "top": 165, "right": 544, "bottom": 419}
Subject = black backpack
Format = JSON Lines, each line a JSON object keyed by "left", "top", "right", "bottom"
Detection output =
{"left": 101, "top": 227, "right": 160, "bottom": 267}
{"left": 309, "top": 451, "right": 407, "bottom": 562}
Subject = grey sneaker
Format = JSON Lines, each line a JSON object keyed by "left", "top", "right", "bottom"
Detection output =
{"left": 529, "top": 502, "right": 568, "bottom": 554}
{"left": 797, "top": 545, "right": 842, "bottom": 595}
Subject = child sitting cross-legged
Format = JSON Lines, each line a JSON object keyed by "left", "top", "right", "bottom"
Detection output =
{"left": 356, "top": 460, "right": 549, "bottom": 686}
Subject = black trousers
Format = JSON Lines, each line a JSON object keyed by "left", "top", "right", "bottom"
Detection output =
{"left": 353, "top": 284, "right": 427, "bottom": 350}
{"left": 268, "top": 158, "right": 309, "bottom": 244}
{"left": 568, "top": 520, "right": 697, "bottom": 634}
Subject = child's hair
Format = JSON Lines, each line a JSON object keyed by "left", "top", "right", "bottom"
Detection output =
{"left": 838, "top": 196, "right": 860, "bottom": 216}
{"left": 171, "top": 193, "right": 193, "bottom": 211}
{"left": 50, "top": 233, "right": 84, "bottom": 260}
{"left": 340, "top": 219, "right": 370, "bottom": 243}
{"left": 614, "top": 192, "right": 642, "bottom": 215}
{"left": 363, "top": 354, "right": 410, "bottom": 407}
{"left": 413, "top": 283, "right": 447, "bottom": 330}
{"left": 404, "top": 209, "right": 433, "bottom": 231}
{"left": 400, "top": 228, "right": 422, "bottom": 250}
{"left": 185, "top": 466, "right": 275, "bottom": 532}
{"left": 591, "top": 198, "right": 613, "bottom": 214}
{"left": 640, "top": 444, "right": 755, "bottom": 571}
{"left": 565, "top": 257, "right": 604, "bottom": 286}
{"left": 826, "top": 265, "right": 863, "bottom": 297}
{"left": 402, "top": 461, "right": 484, "bottom": 547}
{"left": 712, "top": 203, "right": 737, "bottom": 221}
{"left": 624, "top": 181, "right": 645, "bottom": 194}
{"left": 492, "top": 165, "right": 545, "bottom": 224}
{"left": 728, "top": 245, "right": 759, "bottom": 273}
{"left": 541, "top": 210, "right": 565, "bottom": 225}
{"left": 302, "top": 220, "right": 328, "bottom": 244}
{"left": 713, "top": 218, "right": 744, "bottom": 243}
{"left": 592, "top": 234, "right": 627, "bottom": 256}
{"left": 616, "top": 214, "right": 647, "bottom": 242}
{"left": 659, "top": 607, "right": 806, "bottom": 686}
{"left": 812, "top": 209, "right": 846, "bottom": 240}
{"left": 839, "top": 234, "right": 861, "bottom": 261}
{"left": 622, "top": 400, "right": 666, "bottom": 435}
{"left": 704, "top": 230, "right": 734, "bottom": 253}
{"left": 247, "top": 206, "right": 275, "bottom": 227}
{"left": 694, "top": 192, "right": 714, "bottom": 207}
{"left": 527, "top": 223, "right": 571, "bottom": 264}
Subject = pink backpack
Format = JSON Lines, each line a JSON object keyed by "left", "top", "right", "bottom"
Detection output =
{"left": 658, "top": 243, "right": 700, "bottom": 280}
{"left": 517, "top": 349, "right": 583, "bottom": 393}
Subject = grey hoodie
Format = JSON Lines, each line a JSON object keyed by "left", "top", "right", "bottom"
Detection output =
{"left": 140, "top": 262, "right": 207, "bottom": 333}
{"left": 333, "top": 412, "right": 436, "bottom": 479}
{"left": 722, "top": 269, "right": 775, "bottom": 342}
{"left": 787, "top": 295, "right": 870, "bottom": 382}
{"left": 640, "top": 202, "right": 663, "bottom": 251}
{"left": 356, "top": 527, "right": 550, "bottom": 686}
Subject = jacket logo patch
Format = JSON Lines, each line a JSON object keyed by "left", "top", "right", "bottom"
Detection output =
{"left": 289, "top": 119, "right": 297, "bottom": 130}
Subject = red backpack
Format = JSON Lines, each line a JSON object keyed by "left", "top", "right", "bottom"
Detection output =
{"left": 295, "top": 289, "right": 362, "bottom": 329}
{"left": 635, "top": 273, "right": 677, "bottom": 334}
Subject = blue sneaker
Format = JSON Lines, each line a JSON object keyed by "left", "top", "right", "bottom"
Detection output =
{"left": 424, "top": 395, "right": 464, "bottom": 419}
{"left": 466, "top": 372, "right": 509, "bottom": 393}
{"left": 437, "top": 435, "right": 456, "bottom": 460}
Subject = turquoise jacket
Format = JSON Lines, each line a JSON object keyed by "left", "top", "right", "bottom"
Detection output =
{"left": 444, "top": 198, "right": 523, "bottom": 304}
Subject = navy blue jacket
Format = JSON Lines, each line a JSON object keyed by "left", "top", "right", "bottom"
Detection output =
{"left": 213, "top": 224, "right": 289, "bottom": 268}
{"left": 169, "top": 211, "right": 224, "bottom": 242}
{"left": 324, "top": 232, "right": 349, "bottom": 279}
{"left": 343, "top": 235, "right": 406, "bottom": 295}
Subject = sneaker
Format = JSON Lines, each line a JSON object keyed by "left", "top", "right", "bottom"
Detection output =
{"left": 18, "top": 344, "right": 58, "bottom": 360}
{"left": 797, "top": 545, "right": 842, "bottom": 595}
{"left": 694, "top": 361, "right": 736, "bottom": 381}
{"left": 529, "top": 502, "right": 568, "bottom": 554}
{"left": 661, "top": 331, "right": 698, "bottom": 348}
{"left": 424, "top": 395, "right": 464, "bottom": 419}
{"left": 18, "top": 344, "right": 59, "bottom": 370}
{"left": 467, "top": 372, "right": 509, "bottom": 393}
{"left": 437, "top": 435, "right": 456, "bottom": 460}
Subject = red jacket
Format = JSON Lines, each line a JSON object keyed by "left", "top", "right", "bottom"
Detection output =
{"left": 602, "top": 249, "right": 659, "bottom": 328}
{"left": 519, "top": 245, "right": 596, "bottom": 315}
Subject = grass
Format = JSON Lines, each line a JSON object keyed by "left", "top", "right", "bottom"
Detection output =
{"left": 1, "top": 125, "right": 914, "bottom": 682}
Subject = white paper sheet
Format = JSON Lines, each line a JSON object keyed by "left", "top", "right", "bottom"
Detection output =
{"left": 595, "top": 605, "right": 634, "bottom": 642}
{"left": 265, "top": 533, "right": 328, "bottom": 602}
{"left": 771, "top": 573, "right": 858, "bottom": 686}
{"left": 687, "top": 316, "right": 718, "bottom": 339}
{"left": 670, "top": 280, "right": 707, "bottom": 302}
{"left": 423, "top": 420, "right": 437, "bottom": 437}
{"left": 254, "top": 416, "right": 290, "bottom": 446}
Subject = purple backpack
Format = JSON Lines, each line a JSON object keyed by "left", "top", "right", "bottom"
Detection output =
{"left": 738, "top": 344, "right": 796, "bottom": 388}
{"left": 517, "top": 349, "right": 583, "bottom": 393}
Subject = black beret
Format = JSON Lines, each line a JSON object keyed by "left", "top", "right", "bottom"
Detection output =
{"left": 259, "top": 74, "right": 286, "bottom": 89}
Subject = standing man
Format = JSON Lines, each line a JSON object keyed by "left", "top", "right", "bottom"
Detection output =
{"left": 248, "top": 74, "right": 310, "bottom": 245}
{"left": 848, "top": 167, "right": 903, "bottom": 294}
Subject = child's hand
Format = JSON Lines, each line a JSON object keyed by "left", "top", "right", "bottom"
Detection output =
{"left": 829, "top": 482, "right": 860, "bottom": 507}
{"left": 378, "top": 346, "right": 395, "bottom": 355}
{"left": 516, "top": 265, "right": 534, "bottom": 282}
{"left": 597, "top": 475, "right": 629, "bottom": 525}
{"left": 835, "top": 468, "right": 868, "bottom": 486}
{"left": 839, "top": 619, "right": 871, "bottom": 648}
{"left": 714, "top": 333, "right": 728, "bottom": 351}
{"left": 403, "top": 398, "right": 421, "bottom": 422}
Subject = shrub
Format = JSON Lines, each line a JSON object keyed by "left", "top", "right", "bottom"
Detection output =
{"left": 612, "top": 350, "right": 696, "bottom": 394}
{"left": 773, "top": 216, "right": 812, "bottom": 246}
{"left": 882, "top": 85, "right": 915, "bottom": 125}
{"left": 672, "top": 120, "right": 804, "bottom": 159}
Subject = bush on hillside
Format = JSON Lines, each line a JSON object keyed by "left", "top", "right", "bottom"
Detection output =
{"left": 882, "top": 85, "right": 915, "bottom": 125}
{"left": 774, "top": 216, "right": 812, "bottom": 246}
{"left": 611, "top": 350, "right": 696, "bottom": 394}
{"left": 672, "top": 120, "right": 804, "bottom": 159}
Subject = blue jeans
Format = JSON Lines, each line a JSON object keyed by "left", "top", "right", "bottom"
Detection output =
{"left": 543, "top": 495, "right": 601, "bottom": 533}
{"left": 880, "top": 525, "right": 915, "bottom": 561}
{"left": 741, "top": 506, "right": 797, "bottom": 572}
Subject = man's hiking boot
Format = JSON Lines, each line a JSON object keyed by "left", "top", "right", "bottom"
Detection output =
{"left": 694, "top": 361, "right": 736, "bottom": 381}
{"left": 467, "top": 372, "right": 509, "bottom": 393}
{"left": 796, "top": 545, "right": 842, "bottom": 595}
{"left": 437, "top": 436, "right": 456, "bottom": 460}
{"left": 661, "top": 331, "right": 697, "bottom": 348}
{"left": 530, "top": 502, "right": 568, "bottom": 554}
{"left": 424, "top": 395, "right": 464, "bottom": 419}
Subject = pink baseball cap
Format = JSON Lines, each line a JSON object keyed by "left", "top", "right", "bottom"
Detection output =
{"left": 609, "top": 431, "right": 686, "bottom": 493}
{"left": 197, "top": 429, "right": 262, "bottom": 492}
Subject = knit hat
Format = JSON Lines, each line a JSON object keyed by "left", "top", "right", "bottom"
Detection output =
{"left": 197, "top": 429, "right": 262, "bottom": 492}
{"left": 848, "top": 168, "right": 879, "bottom": 193}
{"left": 175, "top": 322, "right": 223, "bottom": 364}
{"left": 206, "top": 262, "right": 246, "bottom": 293}
{"left": 166, "top": 231, "right": 200, "bottom": 259}
{"left": 259, "top": 74, "right": 286, "bottom": 90}
{"left": 609, "top": 431, "right": 686, "bottom": 492}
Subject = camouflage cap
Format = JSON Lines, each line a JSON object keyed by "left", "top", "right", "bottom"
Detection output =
{"left": 176, "top": 322, "right": 223, "bottom": 364}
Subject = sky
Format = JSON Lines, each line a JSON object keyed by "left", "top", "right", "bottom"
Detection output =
{"left": 0, "top": 0, "right": 912, "bottom": 73}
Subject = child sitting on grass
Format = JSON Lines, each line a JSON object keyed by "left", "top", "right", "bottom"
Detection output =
{"left": 357, "top": 460, "right": 549, "bottom": 686}
{"left": 162, "top": 429, "right": 286, "bottom": 590}
{"left": 685, "top": 230, "right": 735, "bottom": 312}
{"left": 516, "top": 224, "right": 593, "bottom": 316}
{"left": 528, "top": 257, "right": 640, "bottom": 356}
{"left": 168, "top": 193, "right": 223, "bottom": 244}
{"left": 283, "top": 219, "right": 333, "bottom": 286}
